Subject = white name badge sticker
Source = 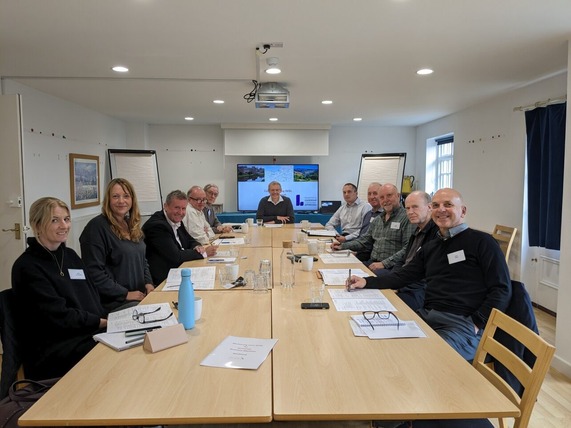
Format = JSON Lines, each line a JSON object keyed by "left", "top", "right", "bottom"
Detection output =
{"left": 68, "top": 269, "right": 86, "bottom": 280}
{"left": 447, "top": 250, "right": 466, "bottom": 265}
{"left": 390, "top": 222, "right": 400, "bottom": 230}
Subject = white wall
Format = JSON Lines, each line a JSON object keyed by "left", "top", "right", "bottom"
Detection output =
{"left": 416, "top": 71, "right": 570, "bottom": 377}
{"left": 148, "top": 124, "right": 417, "bottom": 211}
{"left": 2, "top": 80, "right": 128, "bottom": 252}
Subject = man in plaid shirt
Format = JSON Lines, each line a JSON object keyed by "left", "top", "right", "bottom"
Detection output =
{"left": 332, "top": 183, "right": 416, "bottom": 275}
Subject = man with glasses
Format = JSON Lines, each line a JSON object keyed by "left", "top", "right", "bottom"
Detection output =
{"left": 203, "top": 184, "right": 232, "bottom": 233}
{"left": 143, "top": 190, "right": 216, "bottom": 284}
{"left": 348, "top": 188, "right": 511, "bottom": 361}
{"left": 183, "top": 186, "right": 217, "bottom": 244}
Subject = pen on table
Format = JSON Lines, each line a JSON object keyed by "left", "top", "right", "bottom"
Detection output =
{"left": 124, "top": 326, "right": 162, "bottom": 336}
{"left": 347, "top": 269, "right": 352, "bottom": 292}
{"left": 125, "top": 336, "right": 146, "bottom": 345}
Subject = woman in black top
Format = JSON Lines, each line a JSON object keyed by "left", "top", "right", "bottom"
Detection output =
{"left": 12, "top": 197, "right": 107, "bottom": 380}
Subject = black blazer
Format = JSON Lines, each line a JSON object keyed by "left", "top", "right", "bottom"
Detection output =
{"left": 142, "top": 210, "right": 204, "bottom": 284}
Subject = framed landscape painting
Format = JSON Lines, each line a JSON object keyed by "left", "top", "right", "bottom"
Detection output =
{"left": 69, "top": 153, "right": 100, "bottom": 209}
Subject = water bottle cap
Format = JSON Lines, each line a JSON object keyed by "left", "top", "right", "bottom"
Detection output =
{"left": 181, "top": 268, "right": 191, "bottom": 277}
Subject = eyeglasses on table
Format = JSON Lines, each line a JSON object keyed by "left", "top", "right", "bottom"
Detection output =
{"left": 132, "top": 307, "right": 173, "bottom": 324}
{"left": 362, "top": 310, "right": 400, "bottom": 330}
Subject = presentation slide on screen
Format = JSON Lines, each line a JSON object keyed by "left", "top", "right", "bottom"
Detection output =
{"left": 237, "top": 164, "right": 319, "bottom": 211}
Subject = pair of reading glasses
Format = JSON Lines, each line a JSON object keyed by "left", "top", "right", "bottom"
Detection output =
{"left": 132, "top": 307, "right": 173, "bottom": 324}
{"left": 362, "top": 311, "right": 400, "bottom": 330}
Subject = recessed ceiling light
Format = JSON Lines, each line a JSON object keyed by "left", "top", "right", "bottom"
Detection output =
{"left": 213, "top": 100, "right": 225, "bottom": 104}
{"left": 417, "top": 68, "right": 434, "bottom": 75}
{"left": 111, "top": 65, "right": 129, "bottom": 73}
{"left": 269, "top": 117, "right": 278, "bottom": 121}
{"left": 184, "top": 117, "right": 194, "bottom": 121}
{"left": 353, "top": 118, "right": 363, "bottom": 122}
{"left": 322, "top": 100, "right": 333, "bottom": 105}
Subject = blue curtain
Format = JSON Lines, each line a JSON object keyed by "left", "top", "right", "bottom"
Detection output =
{"left": 525, "top": 102, "right": 566, "bottom": 250}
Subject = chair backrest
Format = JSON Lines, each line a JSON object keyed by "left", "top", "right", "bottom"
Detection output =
{"left": 473, "top": 308, "right": 555, "bottom": 428}
{"left": 0, "top": 288, "right": 23, "bottom": 399}
{"left": 491, "top": 225, "right": 517, "bottom": 263}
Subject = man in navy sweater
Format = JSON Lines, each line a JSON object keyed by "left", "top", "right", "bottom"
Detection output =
{"left": 348, "top": 188, "right": 512, "bottom": 361}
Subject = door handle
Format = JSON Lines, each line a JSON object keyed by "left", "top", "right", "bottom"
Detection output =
{"left": 2, "top": 223, "right": 21, "bottom": 240}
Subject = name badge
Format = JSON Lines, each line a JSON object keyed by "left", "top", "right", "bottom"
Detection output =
{"left": 68, "top": 269, "right": 86, "bottom": 280}
{"left": 390, "top": 222, "right": 400, "bottom": 230}
{"left": 447, "top": 250, "right": 466, "bottom": 264}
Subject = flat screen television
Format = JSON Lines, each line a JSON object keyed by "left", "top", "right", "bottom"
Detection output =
{"left": 237, "top": 164, "right": 319, "bottom": 212}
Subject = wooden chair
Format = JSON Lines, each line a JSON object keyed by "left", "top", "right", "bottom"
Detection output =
{"left": 473, "top": 308, "right": 555, "bottom": 428}
{"left": 399, "top": 307, "right": 555, "bottom": 428}
{"left": 491, "top": 225, "right": 517, "bottom": 263}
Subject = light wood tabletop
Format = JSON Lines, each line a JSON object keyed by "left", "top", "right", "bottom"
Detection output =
{"left": 20, "top": 223, "right": 520, "bottom": 425}
{"left": 271, "top": 285, "right": 520, "bottom": 421}
{"left": 19, "top": 290, "right": 273, "bottom": 426}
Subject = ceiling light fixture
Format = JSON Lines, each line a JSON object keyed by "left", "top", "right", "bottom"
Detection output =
{"left": 269, "top": 117, "right": 278, "bottom": 121}
{"left": 265, "top": 57, "right": 281, "bottom": 74}
{"left": 322, "top": 100, "right": 333, "bottom": 105}
{"left": 353, "top": 118, "right": 363, "bottom": 122}
{"left": 417, "top": 68, "right": 434, "bottom": 75}
{"left": 184, "top": 117, "right": 194, "bottom": 121}
{"left": 213, "top": 100, "right": 225, "bottom": 104}
{"left": 111, "top": 65, "right": 129, "bottom": 73}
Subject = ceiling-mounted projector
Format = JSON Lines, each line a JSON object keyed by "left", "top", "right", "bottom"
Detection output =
{"left": 255, "top": 82, "right": 290, "bottom": 108}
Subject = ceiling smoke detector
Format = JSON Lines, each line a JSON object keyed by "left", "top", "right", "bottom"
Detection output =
{"left": 255, "top": 82, "right": 290, "bottom": 108}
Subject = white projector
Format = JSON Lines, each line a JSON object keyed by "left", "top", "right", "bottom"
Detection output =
{"left": 255, "top": 82, "right": 290, "bottom": 108}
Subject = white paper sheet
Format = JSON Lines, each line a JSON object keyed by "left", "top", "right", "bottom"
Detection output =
{"left": 349, "top": 316, "right": 427, "bottom": 340}
{"left": 327, "top": 289, "right": 397, "bottom": 312}
{"left": 163, "top": 266, "right": 217, "bottom": 291}
{"left": 200, "top": 336, "right": 278, "bottom": 370}
{"left": 212, "top": 237, "right": 245, "bottom": 245}
{"left": 319, "top": 268, "right": 368, "bottom": 285}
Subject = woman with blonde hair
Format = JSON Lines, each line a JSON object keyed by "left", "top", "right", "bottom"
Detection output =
{"left": 12, "top": 197, "right": 107, "bottom": 379}
{"left": 80, "top": 178, "right": 155, "bottom": 311}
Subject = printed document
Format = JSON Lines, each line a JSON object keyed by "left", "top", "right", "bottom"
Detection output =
{"left": 201, "top": 336, "right": 278, "bottom": 370}
{"left": 212, "top": 237, "right": 246, "bottom": 245}
{"left": 328, "top": 288, "right": 397, "bottom": 312}
{"left": 107, "top": 302, "right": 178, "bottom": 333}
{"left": 319, "top": 252, "right": 361, "bottom": 264}
{"left": 163, "top": 266, "right": 216, "bottom": 291}
{"left": 319, "top": 268, "right": 368, "bottom": 285}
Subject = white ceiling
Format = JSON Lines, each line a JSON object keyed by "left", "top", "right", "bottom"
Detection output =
{"left": 1, "top": 0, "right": 570, "bottom": 127}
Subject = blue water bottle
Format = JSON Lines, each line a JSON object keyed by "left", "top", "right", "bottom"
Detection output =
{"left": 178, "top": 268, "right": 195, "bottom": 329}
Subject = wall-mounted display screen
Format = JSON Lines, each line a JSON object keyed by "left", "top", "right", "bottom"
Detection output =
{"left": 237, "top": 164, "right": 319, "bottom": 212}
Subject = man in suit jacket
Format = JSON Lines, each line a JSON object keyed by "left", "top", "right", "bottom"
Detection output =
{"left": 143, "top": 190, "right": 217, "bottom": 284}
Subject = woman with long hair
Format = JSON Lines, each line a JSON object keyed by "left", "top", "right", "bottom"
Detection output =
{"left": 80, "top": 178, "right": 155, "bottom": 311}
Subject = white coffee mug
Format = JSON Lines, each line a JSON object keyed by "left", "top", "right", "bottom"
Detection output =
{"left": 194, "top": 296, "right": 203, "bottom": 321}
{"left": 301, "top": 255, "right": 314, "bottom": 271}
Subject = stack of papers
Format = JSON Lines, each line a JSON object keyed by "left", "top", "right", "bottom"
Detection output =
{"left": 163, "top": 267, "right": 216, "bottom": 291}
{"left": 94, "top": 302, "right": 179, "bottom": 351}
{"left": 302, "top": 229, "right": 337, "bottom": 237}
{"left": 349, "top": 316, "right": 427, "bottom": 340}
{"left": 212, "top": 237, "right": 245, "bottom": 245}
{"left": 319, "top": 252, "right": 361, "bottom": 264}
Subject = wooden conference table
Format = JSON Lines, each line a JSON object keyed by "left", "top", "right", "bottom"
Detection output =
{"left": 19, "top": 223, "right": 519, "bottom": 426}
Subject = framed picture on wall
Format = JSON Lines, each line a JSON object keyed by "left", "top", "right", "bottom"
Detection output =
{"left": 69, "top": 153, "right": 100, "bottom": 209}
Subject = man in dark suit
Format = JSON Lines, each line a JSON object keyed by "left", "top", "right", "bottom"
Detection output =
{"left": 143, "top": 190, "right": 218, "bottom": 284}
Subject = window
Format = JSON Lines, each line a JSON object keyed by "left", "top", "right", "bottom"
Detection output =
{"left": 436, "top": 135, "right": 454, "bottom": 189}
{"left": 425, "top": 133, "right": 454, "bottom": 195}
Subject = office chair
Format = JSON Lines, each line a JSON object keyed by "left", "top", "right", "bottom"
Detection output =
{"left": 0, "top": 288, "right": 23, "bottom": 399}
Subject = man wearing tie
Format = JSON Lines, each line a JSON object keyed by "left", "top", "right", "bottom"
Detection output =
{"left": 143, "top": 190, "right": 217, "bottom": 284}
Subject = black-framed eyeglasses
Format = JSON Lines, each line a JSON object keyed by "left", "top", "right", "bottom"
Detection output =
{"left": 362, "top": 311, "right": 400, "bottom": 330}
{"left": 132, "top": 307, "right": 173, "bottom": 324}
{"left": 189, "top": 197, "right": 208, "bottom": 203}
